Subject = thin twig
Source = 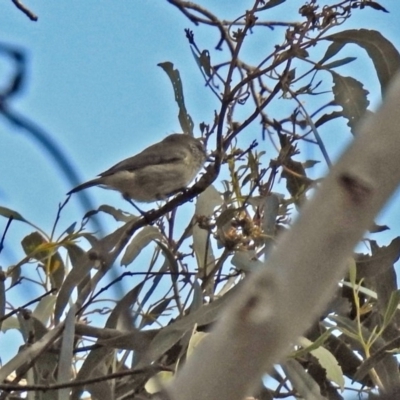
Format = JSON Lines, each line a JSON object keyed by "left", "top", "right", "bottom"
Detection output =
{"left": 11, "top": 0, "right": 38, "bottom": 21}
{"left": 0, "top": 365, "right": 170, "bottom": 392}
{"left": 0, "top": 217, "right": 13, "bottom": 254}
{"left": 0, "top": 288, "right": 57, "bottom": 323}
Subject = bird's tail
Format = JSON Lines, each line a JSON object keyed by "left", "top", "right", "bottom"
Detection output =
{"left": 67, "top": 178, "right": 102, "bottom": 195}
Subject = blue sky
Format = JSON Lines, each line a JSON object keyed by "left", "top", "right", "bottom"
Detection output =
{"left": 1, "top": 1, "right": 400, "bottom": 395}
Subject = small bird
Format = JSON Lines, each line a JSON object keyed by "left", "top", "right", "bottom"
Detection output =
{"left": 68, "top": 133, "right": 206, "bottom": 202}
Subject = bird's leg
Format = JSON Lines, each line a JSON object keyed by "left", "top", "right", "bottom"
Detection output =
{"left": 122, "top": 194, "right": 145, "bottom": 215}
{"left": 122, "top": 194, "right": 156, "bottom": 224}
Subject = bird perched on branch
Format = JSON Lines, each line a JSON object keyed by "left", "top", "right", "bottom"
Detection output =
{"left": 68, "top": 133, "right": 206, "bottom": 202}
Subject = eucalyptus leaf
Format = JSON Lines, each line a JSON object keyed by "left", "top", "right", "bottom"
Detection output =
{"left": 121, "top": 226, "right": 164, "bottom": 266}
{"left": 331, "top": 72, "right": 370, "bottom": 135}
{"left": 158, "top": 61, "right": 194, "bottom": 135}
{"left": 326, "top": 29, "right": 400, "bottom": 95}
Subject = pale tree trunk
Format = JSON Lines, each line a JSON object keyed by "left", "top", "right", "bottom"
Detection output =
{"left": 163, "top": 72, "right": 400, "bottom": 400}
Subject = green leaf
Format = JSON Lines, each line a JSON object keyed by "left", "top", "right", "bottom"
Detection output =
{"left": 314, "top": 111, "right": 342, "bottom": 128}
{"left": 138, "top": 260, "right": 169, "bottom": 326}
{"left": 33, "top": 295, "right": 57, "bottom": 326}
{"left": 61, "top": 222, "right": 77, "bottom": 236}
{"left": 262, "top": 193, "right": 280, "bottom": 254}
{"left": 57, "top": 305, "right": 76, "bottom": 400}
{"left": 0, "top": 269, "right": 5, "bottom": 331}
{"left": 199, "top": 50, "right": 212, "bottom": 77}
{"left": 382, "top": 290, "right": 400, "bottom": 329}
{"left": 259, "top": 0, "right": 286, "bottom": 10}
{"left": 368, "top": 223, "right": 389, "bottom": 234}
{"left": 140, "top": 324, "right": 188, "bottom": 367}
{"left": 262, "top": 193, "right": 280, "bottom": 238}
{"left": 311, "top": 346, "right": 345, "bottom": 390}
{"left": 319, "top": 42, "right": 346, "bottom": 65}
{"left": 354, "top": 335, "right": 400, "bottom": 382}
{"left": 109, "top": 282, "right": 146, "bottom": 329}
{"left": 189, "top": 280, "right": 203, "bottom": 312}
{"left": 282, "top": 359, "right": 327, "bottom": 400}
{"left": 342, "top": 281, "right": 378, "bottom": 301}
{"left": 83, "top": 204, "right": 138, "bottom": 222}
{"left": 231, "top": 250, "right": 264, "bottom": 272}
{"left": 156, "top": 240, "right": 180, "bottom": 283}
{"left": 141, "top": 299, "right": 172, "bottom": 328}
{"left": 145, "top": 371, "right": 174, "bottom": 394}
{"left": 0, "top": 206, "right": 28, "bottom": 223}
{"left": 294, "top": 330, "right": 334, "bottom": 358}
{"left": 0, "top": 316, "right": 20, "bottom": 332}
{"left": 365, "top": 1, "right": 388, "bottom": 13}
{"left": 330, "top": 315, "right": 363, "bottom": 342}
{"left": 21, "top": 232, "right": 65, "bottom": 289}
{"left": 348, "top": 257, "right": 357, "bottom": 286}
{"left": 96, "top": 204, "right": 135, "bottom": 222}
{"left": 187, "top": 330, "right": 208, "bottom": 357}
{"left": 190, "top": 48, "right": 212, "bottom": 78}
{"left": 193, "top": 185, "right": 222, "bottom": 277}
{"left": 302, "top": 160, "right": 320, "bottom": 169}
{"left": 298, "top": 337, "right": 345, "bottom": 390}
{"left": 121, "top": 226, "right": 164, "bottom": 266}
{"left": 320, "top": 57, "right": 356, "bottom": 70}
{"left": 331, "top": 72, "right": 370, "bottom": 135}
{"left": 326, "top": 29, "right": 400, "bottom": 95}
{"left": 190, "top": 47, "right": 211, "bottom": 77}
{"left": 158, "top": 61, "right": 194, "bottom": 135}
{"left": 54, "top": 244, "right": 91, "bottom": 323}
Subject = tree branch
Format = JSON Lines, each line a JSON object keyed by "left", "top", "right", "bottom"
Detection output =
{"left": 11, "top": 0, "right": 38, "bottom": 21}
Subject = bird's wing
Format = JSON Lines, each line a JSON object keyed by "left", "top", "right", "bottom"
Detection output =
{"left": 98, "top": 143, "right": 187, "bottom": 177}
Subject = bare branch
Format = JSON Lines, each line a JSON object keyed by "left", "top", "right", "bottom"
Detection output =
{"left": 11, "top": 0, "right": 38, "bottom": 21}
